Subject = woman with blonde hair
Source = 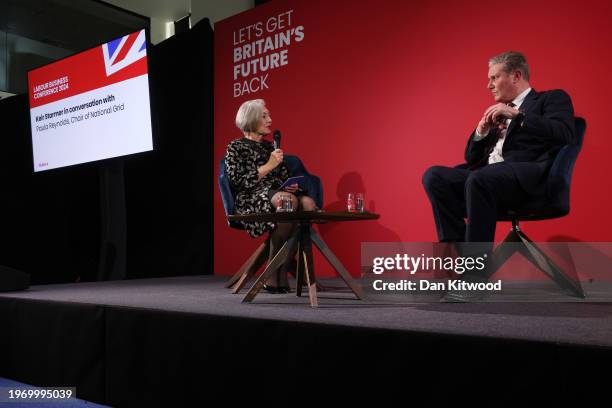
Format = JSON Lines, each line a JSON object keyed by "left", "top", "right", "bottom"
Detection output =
{"left": 225, "top": 99, "right": 317, "bottom": 293}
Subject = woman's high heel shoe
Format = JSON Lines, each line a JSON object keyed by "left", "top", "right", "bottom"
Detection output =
{"left": 263, "top": 284, "right": 290, "bottom": 294}
{"left": 263, "top": 284, "right": 287, "bottom": 295}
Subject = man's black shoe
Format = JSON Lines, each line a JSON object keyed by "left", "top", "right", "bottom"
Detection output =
{"left": 440, "top": 288, "right": 490, "bottom": 303}
{"left": 440, "top": 272, "right": 490, "bottom": 303}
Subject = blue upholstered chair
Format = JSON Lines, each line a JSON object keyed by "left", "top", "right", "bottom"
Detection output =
{"left": 218, "top": 155, "right": 323, "bottom": 292}
{"left": 219, "top": 155, "right": 323, "bottom": 227}
{"left": 490, "top": 117, "right": 586, "bottom": 297}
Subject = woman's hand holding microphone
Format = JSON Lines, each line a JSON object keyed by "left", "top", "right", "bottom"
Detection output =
{"left": 268, "top": 149, "right": 283, "bottom": 168}
{"left": 257, "top": 149, "right": 283, "bottom": 181}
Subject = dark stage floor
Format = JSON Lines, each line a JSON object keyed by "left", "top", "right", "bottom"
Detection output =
{"left": 2, "top": 275, "right": 612, "bottom": 349}
{"left": 2, "top": 275, "right": 612, "bottom": 405}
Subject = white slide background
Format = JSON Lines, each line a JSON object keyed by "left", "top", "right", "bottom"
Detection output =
{"left": 30, "top": 74, "right": 153, "bottom": 172}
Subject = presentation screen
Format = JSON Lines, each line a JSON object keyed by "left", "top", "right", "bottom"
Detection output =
{"left": 27, "top": 28, "right": 153, "bottom": 172}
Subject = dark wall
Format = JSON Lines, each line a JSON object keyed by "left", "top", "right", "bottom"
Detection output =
{"left": 0, "top": 19, "right": 214, "bottom": 284}
{"left": 0, "top": 94, "right": 100, "bottom": 284}
{"left": 1, "top": 0, "right": 150, "bottom": 94}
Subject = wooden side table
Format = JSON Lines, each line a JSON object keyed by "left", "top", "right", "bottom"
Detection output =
{"left": 227, "top": 211, "right": 380, "bottom": 307}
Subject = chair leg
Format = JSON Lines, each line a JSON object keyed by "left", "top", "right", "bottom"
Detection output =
{"left": 232, "top": 240, "right": 297, "bottom": 294}
{"left": 231, "top": 248, "right": 269, "bottom": 294}
{"left": 242, "top": 230, "right": 299, "bottom": 303}
{"left": 492, "top": 221, "right": 584, "bottom": 298}
{"left": 487, "top": 225, "right": 523, "bottom": 279}
{"left": 514, "top": 227, "right": 584, "bottom": 298}
{"left": 224, "top": 238, "right": 270, "bottom": 292}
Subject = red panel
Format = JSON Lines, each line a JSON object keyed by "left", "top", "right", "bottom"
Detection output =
{"left": 214, "top": 0, "right": 612, "bottom": 279}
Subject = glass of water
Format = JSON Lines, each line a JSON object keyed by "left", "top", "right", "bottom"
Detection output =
{"left": 355, "top": 193, "right": 365, "bottom": 212}
{"left": 347, "top": 193, "right": 355, "bottom": 212}
{"left": 280, "top": 194, "right": 293, "bottom": 212}
{"left": 277, "top": 194, "right": 286, "bottom": 212}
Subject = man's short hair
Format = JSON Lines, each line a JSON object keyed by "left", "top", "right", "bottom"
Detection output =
{"left": 235, "top": 99, "right": 266, "bottom": 132}
{"left": 489, "top": 51, "right": 530, "bottom": 81}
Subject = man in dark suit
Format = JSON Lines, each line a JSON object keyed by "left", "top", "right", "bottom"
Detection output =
{"left": 422, "top": 51, "right": 575, "bottom": 300}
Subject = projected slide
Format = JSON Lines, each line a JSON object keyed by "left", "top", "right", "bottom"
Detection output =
{"left": 28, "top": 29, "right": 153, "bottom": 172}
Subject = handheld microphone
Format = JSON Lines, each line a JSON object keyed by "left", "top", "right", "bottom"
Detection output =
{"left": 273, "top": 130, "right": 281, "bottom": 150}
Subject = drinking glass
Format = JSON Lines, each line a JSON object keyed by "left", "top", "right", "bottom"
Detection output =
{"left": 355, "top": 193, "right": 365, "bottom": 212}
{"left": 347, "top": 193, "right": 355, "bottom": 212}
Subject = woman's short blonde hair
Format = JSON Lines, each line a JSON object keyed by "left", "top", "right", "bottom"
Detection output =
{"left": 235, "top": 99, "right": 266, "bottom": 132}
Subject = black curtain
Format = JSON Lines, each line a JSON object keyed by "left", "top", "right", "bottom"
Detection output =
{"left": 0, "top": 95, "right": 100, "bottom": 284}
{"left": 124, "top": 18, "right": 214, "bottom": 279}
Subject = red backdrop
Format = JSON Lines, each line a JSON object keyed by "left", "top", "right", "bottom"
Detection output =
{"left": 214, "top": 0, "right": 612, "bottom": 278}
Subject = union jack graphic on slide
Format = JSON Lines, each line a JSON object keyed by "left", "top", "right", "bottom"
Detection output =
{"left": 102, "top": 29, "right": 147, "bottom": 76}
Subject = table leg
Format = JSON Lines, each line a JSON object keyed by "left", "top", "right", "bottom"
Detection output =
{"left": 295, "top": 236, "right": 304, "bottom": 297}
{"left": 302, "top": 229, "right": 318, "bottom": 308}
{"left": 242, "top": 231, "right": 299, "bottom": 303}
{"left": 310, "top": 228, "right": 364, "bottom": 299}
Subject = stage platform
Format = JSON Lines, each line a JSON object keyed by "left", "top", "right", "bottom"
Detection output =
{"left": 1, "top": 276, "right": 611, "bottom": 405}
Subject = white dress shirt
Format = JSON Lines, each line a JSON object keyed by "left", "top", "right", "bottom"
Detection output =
{"left": 473, "top": 87, "right": 531, "bottom": 164}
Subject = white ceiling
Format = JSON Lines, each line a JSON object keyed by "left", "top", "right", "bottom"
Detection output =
{"left": 101, "top": 0, "right": 190, "bottom": 21}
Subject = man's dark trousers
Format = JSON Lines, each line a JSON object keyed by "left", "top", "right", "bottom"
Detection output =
{"left": 422, "top": 162, "right": 531, "bottom": 250}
